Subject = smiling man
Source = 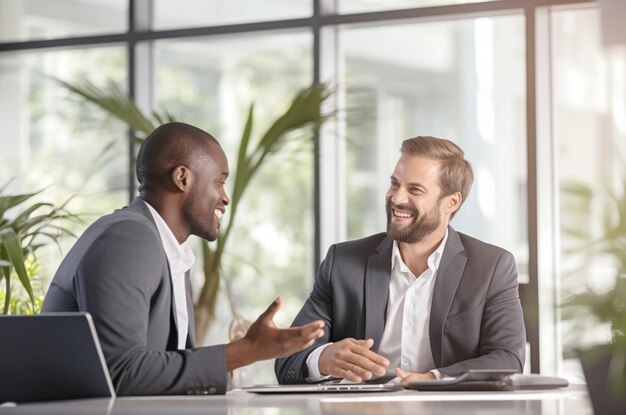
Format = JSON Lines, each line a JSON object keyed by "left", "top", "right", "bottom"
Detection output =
{"left": 42, "top": 122, "right": 324, "bottom": 396}
{"left": 275, "top": 136, "right": 526, "bottom": 385}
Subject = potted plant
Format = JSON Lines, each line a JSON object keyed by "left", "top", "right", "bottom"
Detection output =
{"left": 0, "top": 184, "right": 77, "bottom": 314}
{"left": 561, "top": 182, "right": 626, "bottom": 414}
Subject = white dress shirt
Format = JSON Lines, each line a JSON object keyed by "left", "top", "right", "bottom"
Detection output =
{"left": 144, "top": 200, "right": 196, "bottom": 350}
{"left": 306, "top": 230, "right": 448, "bottom": 381}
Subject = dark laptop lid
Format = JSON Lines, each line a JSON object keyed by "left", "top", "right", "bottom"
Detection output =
{"left": 0, "top": 312, "right": 115, "bottom": 403}
{"left": 404, "top": 369, "right": 569, "bottom": 391}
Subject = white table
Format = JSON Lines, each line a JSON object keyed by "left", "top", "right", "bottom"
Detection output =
{"left": 0, "top": 384, "right": 592, "bottom": 415}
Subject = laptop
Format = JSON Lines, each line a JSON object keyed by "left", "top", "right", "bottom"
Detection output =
{"left": 0, "top": 312, "right": 116, "bottom": 404}
{"left": 243, "top": 376, "right": 402, "bottom": 394}
{"left": 404, "top": 369, "right": 569, "bottom": 391}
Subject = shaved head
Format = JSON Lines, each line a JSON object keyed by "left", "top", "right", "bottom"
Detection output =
{"left": 136, "top": 122, "right": 219, "bottom": 193}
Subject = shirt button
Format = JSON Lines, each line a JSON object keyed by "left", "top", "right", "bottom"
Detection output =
{"left": 401, "top": 358, "right": 409, "bottom": 366}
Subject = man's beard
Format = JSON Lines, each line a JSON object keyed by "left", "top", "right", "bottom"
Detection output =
{"left": 184, "top": 190, "right": 219, "bottom": 242}
{"left": 386, "top": 200, "right": 441, "bottom": 243}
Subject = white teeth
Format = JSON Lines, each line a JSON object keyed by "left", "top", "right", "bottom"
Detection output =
{"left": 393, "top": 209, "right": 412, "bottom": 218}
{"left": 215, "top": 210, "right": 223, "bottom": 219}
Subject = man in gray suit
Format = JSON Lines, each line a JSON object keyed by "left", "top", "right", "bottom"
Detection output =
{"left": 42, "top": 122, "right": 324, "bottom": 395}
{"left": 275, "top": 136, "right": 526, "bottom": 384}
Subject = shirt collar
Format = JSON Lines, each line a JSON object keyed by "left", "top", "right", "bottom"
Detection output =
{"left": 142, "top": 199, "right": 195, "bottom": 276}
{"left": 391, "top": 228, "right": 449, "bottom": 275}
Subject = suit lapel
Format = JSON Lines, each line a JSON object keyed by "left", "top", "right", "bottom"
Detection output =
{"left": 185, "top": 271, "right": 196, "bottom": 348}
{"left": 364, "top": 237, "right": 393, "bottom": 352}
{"left": 130, "top": 197, "right": 182, "bottom": 349}
{"left": 166, "top": 259, "right": 181, "bottom": 343}
{"left": 429, "top": 227, "right": 466, "bottom": 366}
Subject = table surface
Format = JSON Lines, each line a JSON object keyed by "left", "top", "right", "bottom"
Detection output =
{"left": 0, "top": 384, "right": 592, "bottom": 415}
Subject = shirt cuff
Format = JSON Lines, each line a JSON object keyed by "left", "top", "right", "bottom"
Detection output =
{"left": 305, "top": 343, "right": 333, "bottom": 381}
{"left": 430, "top": 369, "right": 443, "bottom": 380}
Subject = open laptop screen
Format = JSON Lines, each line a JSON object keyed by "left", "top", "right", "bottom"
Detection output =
{"left": 0, "top": 312, "right": 115, "bottom": 403}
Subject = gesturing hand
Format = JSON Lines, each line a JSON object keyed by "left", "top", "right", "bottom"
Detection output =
{"left": 318, "top": 338, "right": 389, "bottom": 383}
{"left": 225, "top": 297, "right": 325, "bottom": 370}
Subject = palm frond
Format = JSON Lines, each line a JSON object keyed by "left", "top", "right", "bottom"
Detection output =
{"left": 55, "top": 77, "right": 156, "bottom": 135}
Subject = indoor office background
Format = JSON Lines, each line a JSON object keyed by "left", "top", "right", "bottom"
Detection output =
{"left": 0, "top": 0, "right": 624, "bottom": 385}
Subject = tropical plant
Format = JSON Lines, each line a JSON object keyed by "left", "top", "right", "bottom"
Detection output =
{"left": 0, "top": 184, "right": 77, "bottom": 314}
{"left": 57, "top": 78, "right": 331, "bottom": 342}
{"left": 561, "top": 181, "right": 626, "bottom": 393}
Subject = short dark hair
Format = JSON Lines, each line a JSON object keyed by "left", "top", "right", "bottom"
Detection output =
{"left": 401, "top": 136, "right": 474, "bottom": 217}
{"left": 136, "top": 122, "right": 218, "bottom": 192}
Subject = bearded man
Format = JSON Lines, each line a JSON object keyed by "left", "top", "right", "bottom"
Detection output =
{"left": 275, "top": 136, "right": 526, "bottom": 384}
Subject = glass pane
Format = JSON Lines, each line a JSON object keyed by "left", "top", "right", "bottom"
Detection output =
{"left": 153, "top": 0, "right": 311, "bottom": 30}
{"left": 0, "top": 0, "right": 127, "bottom": 43}
{"left": 0, "top": 46, "right": 128, "bottom": 311}
{"left": 342, "top": 15, "right": 527, "bottom": 277}
{"left": 553, "top": 7, "right": 626, "bottom": 378}
{"left": 339, "top": 0, "right": 499, "bottom": 14}
{"left": 154, "top": 31, "right": 312, "bottom": 384}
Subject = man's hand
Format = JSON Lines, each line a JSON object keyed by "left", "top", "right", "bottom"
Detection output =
{"left": 225, "top": 297, "right": 324, "bottom": 370}
{"left": 318, "top": 338, "right": 389, "bottom": 383}
{"left": 395, "top": 368, "right": 436, "bottom": 385}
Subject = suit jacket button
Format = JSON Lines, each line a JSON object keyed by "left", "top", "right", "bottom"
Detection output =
{"left": 208, "top": 387, "right": 217, "bottom": 394}
{"left": 288, "top": 369, "right": 295, "bottom": 379}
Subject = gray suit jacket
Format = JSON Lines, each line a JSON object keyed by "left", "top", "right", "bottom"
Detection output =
{"left": 275, "top": 227, "right": 526, "bottom": 383}
{"left": 42, "top": 197, "right": 227, "bottom": 396}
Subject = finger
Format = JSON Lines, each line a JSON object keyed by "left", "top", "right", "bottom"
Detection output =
{"left": 349, "top": 345, "right": 390, "bottom": 372}
{"left": 294, "top": 319, "right": 325, "bottom": 334}
{"left": 259, "top": 296, "right": 282, "bottom": 321}
{"left": 343, "top": 352, "right": 388, "bottom": 377}
{"left": 353, "top": 338, "right": 374, "bottom": 349}
{"left": 396, "top": 368, "right": 412, "bottom": 385}
{"left": 282, "top": 328, "right": 325, "bottom": 349}
{"left": 336, "top": 361, "right": 373, "bottom": 381}
{"left": 278, "top": 328, "right": 326, "bottom": 356}
{"left": 281, "top": 324, "right": 324, "bottom": 343}
{"left": 395, "top": 367, "right": 408, "bottom": 379}
{"left": 336, "top": 367, "right": 363, "bottom": 383}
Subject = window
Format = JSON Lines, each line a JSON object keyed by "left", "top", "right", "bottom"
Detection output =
{"left": 0, "top": 0, "right": 127, "bottom": 42}
{"left": 339, "top": 15, "right": 527, "bottom": 278}
{"left": 152, "top": 0, "right": 311, "bottom": 29}
{"left": 0, "top": 0, "right": 604, "bottom": 384}
{"left": 339, "top": 0, "right": 498, "bottom": 14}
{"left": 552, "top": 6, "right": 626, "bottom": 379}
{"left": 0, "top": 46, "right": 128, "bottom": 279}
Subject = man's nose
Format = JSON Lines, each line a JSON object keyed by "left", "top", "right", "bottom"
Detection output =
{"left": 389, "top": 187, "right": 409, "bottom": 205}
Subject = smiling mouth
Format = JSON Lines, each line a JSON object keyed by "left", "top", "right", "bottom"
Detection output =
{"left": 392, "top": 209, "right": 414, "bottom": 219}
{"left": 215, "top": 209, "right": 224, "bottom": 225}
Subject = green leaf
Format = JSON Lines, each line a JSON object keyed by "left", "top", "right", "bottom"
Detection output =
{"left": 12, "top": 202, "right": 54, "bottom": 225}
{"left": 0, "top": 191, "right": 43, "bottom": 219}
{"left": 2, "top": 266, "right": 11, "bottom": 314}
{"left": 55, "top": 77, "right": 156, "bottom": 135}
{"left": 0, "top": 228, "right": 35, "bottom": 309}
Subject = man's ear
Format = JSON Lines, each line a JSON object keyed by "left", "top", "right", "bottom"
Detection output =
{"left": 171, "top": 166, "right": 191, "bottom": 192}
{"left": 444, "top": 192, "right": 462, "bottom": 216}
